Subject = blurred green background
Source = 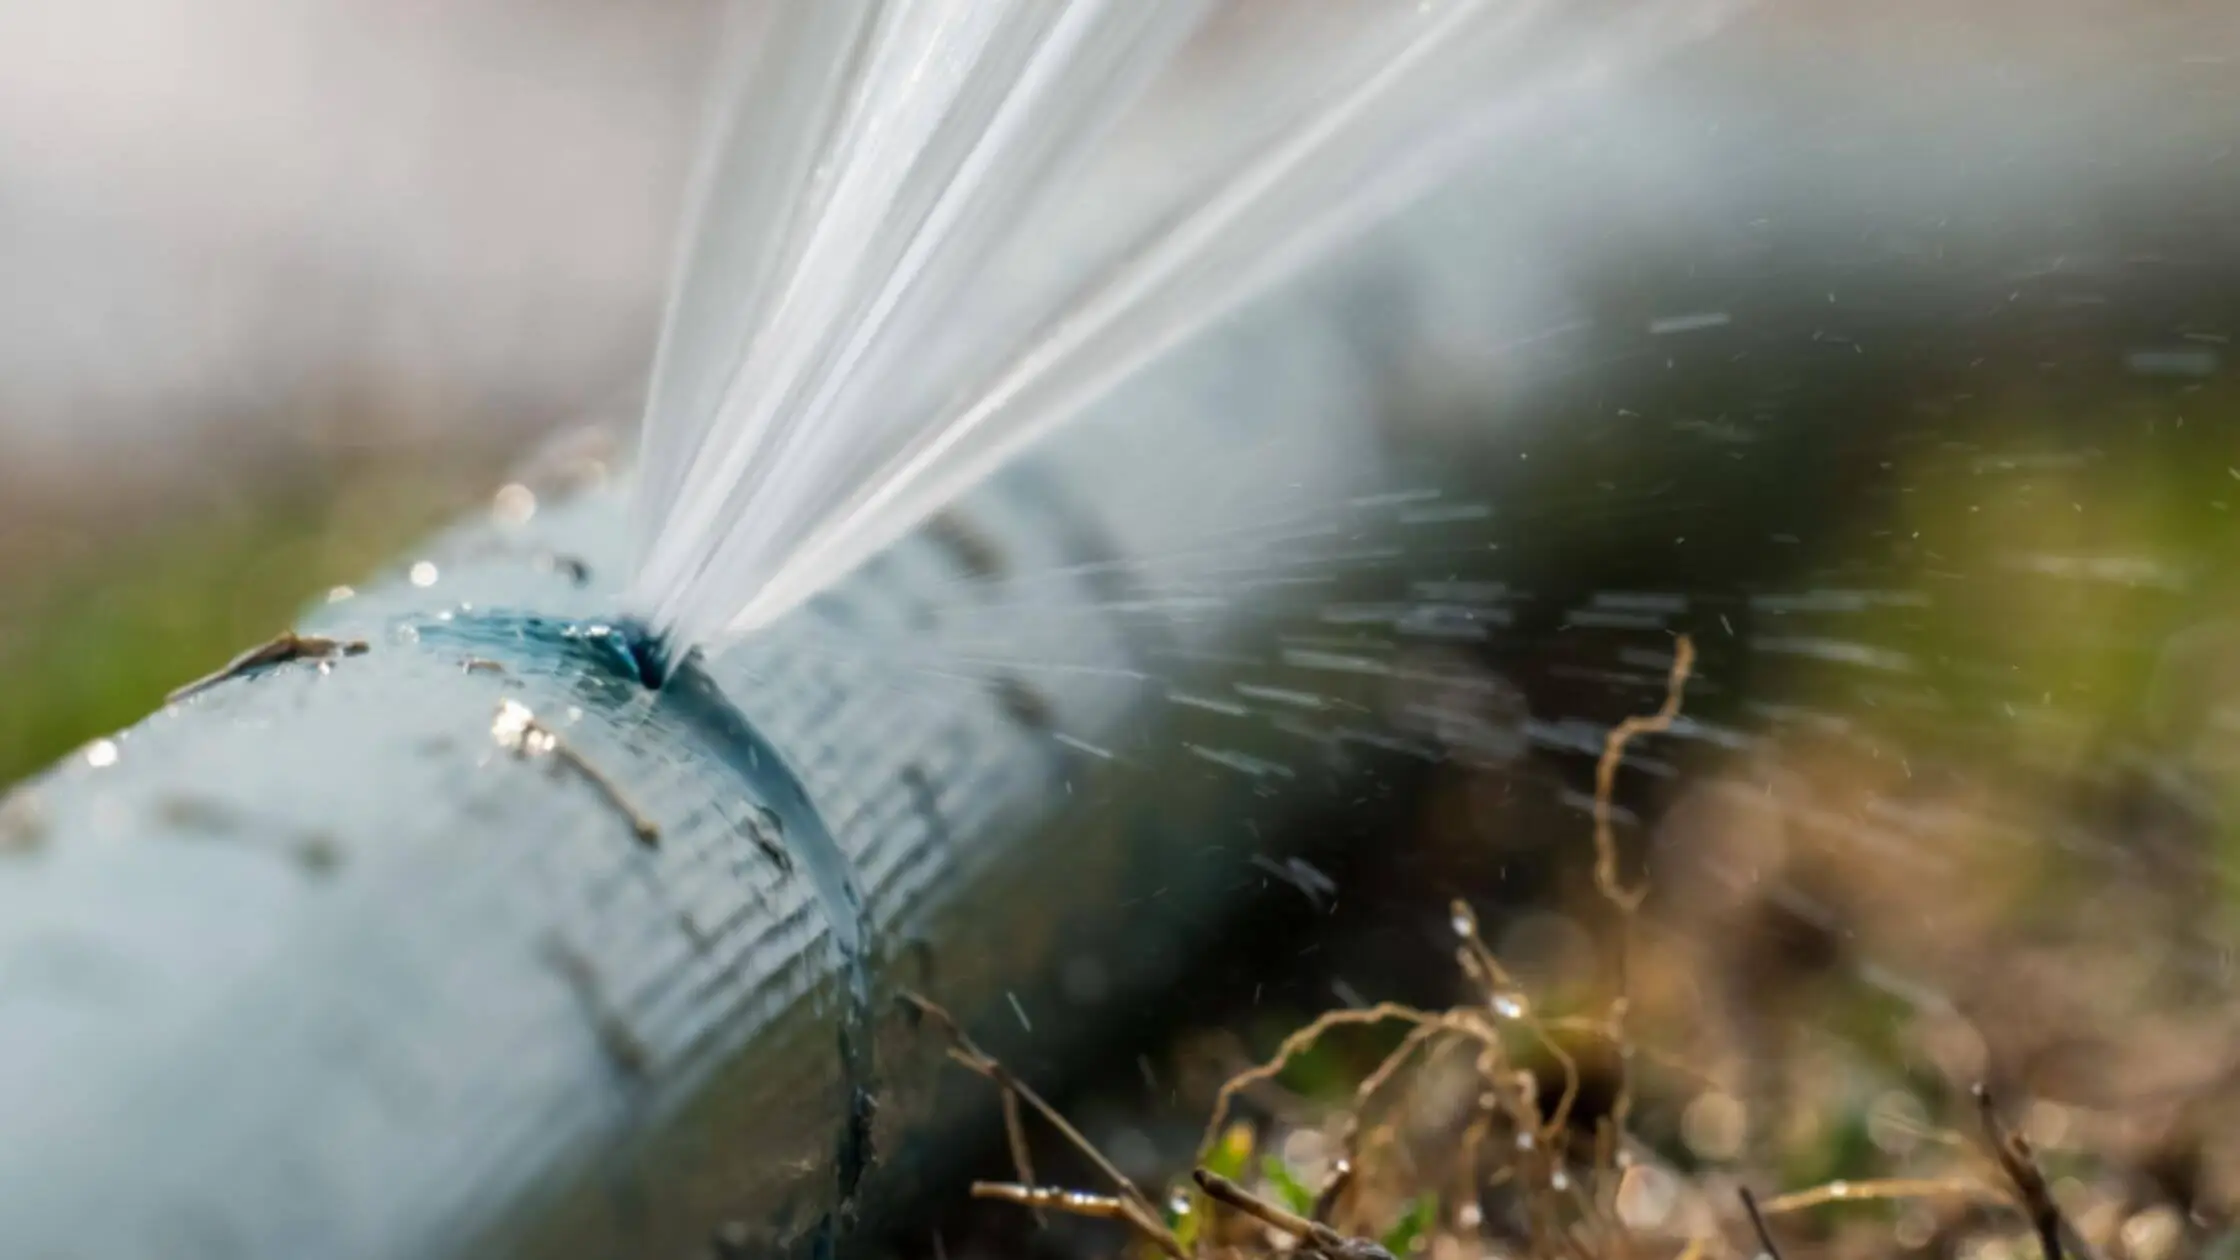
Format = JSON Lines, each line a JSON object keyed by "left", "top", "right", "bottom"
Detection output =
{"left": 0, "top": 0, "right": 715, "bottom": 785}
{"left": 0, "top": 446, "right": 501, "bottom": 783}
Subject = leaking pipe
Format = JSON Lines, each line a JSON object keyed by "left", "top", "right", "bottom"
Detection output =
{"left": 0, "top": 302, "right": 1398, "bottom": 1260}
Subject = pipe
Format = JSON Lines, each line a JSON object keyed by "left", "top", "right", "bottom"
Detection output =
{"left": 0, "top": 290, "right": 1399, "bottom": 1260}
{"left": 7, "top": 5, "right": 2238, "bottom": 1255}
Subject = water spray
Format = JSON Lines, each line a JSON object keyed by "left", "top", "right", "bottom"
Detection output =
{"left": 34, "top": 1, "right": 2145, "bottom": 1256}
{"left": 628, "top": 0, "right": 1738, "bottom": 651}
{"left": 0, "top": 378, "right": 1389, "bottom": 1258}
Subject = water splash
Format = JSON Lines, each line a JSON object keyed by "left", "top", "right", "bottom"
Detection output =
{"left": 628, "top": 0, "right": 1744, "bottom": 657}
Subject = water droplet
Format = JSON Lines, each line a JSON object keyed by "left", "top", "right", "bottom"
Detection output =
{"left": 410, "top": 561, "right": 440, "bottom": 588}
{"left": 83, "top": 739, "right": 118, "bottom": 769}
{"left": 325, "top": 585, "right": 356, "bottom": 603}
{"left": 2120, "top": 1205, "right": 2184, "bottom": 1260}
{"left": 1514, "top": 1131, "right": 1535, "bottom": 1151}
{"left": 491, "top": 700, "right": 537, "bottom": 750}
{"left": 1450, "top": 910, "right": 1474, "bottom": 938}
{"left": 1615, "top": 1165, "right": 1677, "bottom": 1230}
{"left": 492, "top": 482, "right": 538, "bottom": 527}
{"left": 1492, "top": 993, "right": 1525, "bottom": 1019}
{"left": 1681, "top": 1091, "right": 1747, "bottom": 1160}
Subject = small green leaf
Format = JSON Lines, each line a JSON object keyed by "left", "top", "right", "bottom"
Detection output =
{"left": 1166, "top": 1183, "right": 1199, "bottom": 1251}
{"left": 1205, "top": 1122, "right": 1255, "bottom": 1181}
{"left": 1381, "top": 1193, "right": 1439, "bottom": 1255}
{"left": 1261, "top": 1156, "right": 1317, "bottom": 1216}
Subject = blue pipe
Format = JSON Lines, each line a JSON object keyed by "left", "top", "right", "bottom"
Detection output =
{"left": 0, "top": 291, "right": 1391, "bottom": 1259}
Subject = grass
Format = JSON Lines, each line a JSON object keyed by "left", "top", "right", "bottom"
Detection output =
{"left": 0, "top": 454, "right": 485, "bottom": 786}
{"left": 912, "top": 634, "right": 2234, "bottom": 1260}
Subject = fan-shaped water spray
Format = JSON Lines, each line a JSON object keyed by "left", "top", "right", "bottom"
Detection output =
{"left": 626, "top": 0, "right": 1745, "bottom": 666}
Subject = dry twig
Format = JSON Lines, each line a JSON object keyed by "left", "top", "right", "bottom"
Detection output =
{"left": 1595, "top": 635, "right": 1696, "bottom": 1162}
{"left": 904, "top": 990, "right": 1186, "bottom": 1258}
{"left": 1592, "top": 635, "right": 1696, "bottom": 912}
{"left": 971, "top": 1183, "right": 1136, "bottom": 1224}
{"left": 168, "top": 632, "right": 369, "bottom": 703}
{"left": 1194, "top": 1168, "right": 1395, "bottom": 1260}
{"left": 1761, "top": 1177, "right": 1992, "bottom": 1215}
{"left": 1738, "top": 1186, "right": 1785, "bottom": 1260}
{"left": 1197, "top": 1002, "right": 1443, "bottom": 1167}
{"left": 1975, "top": 1084, "right": 2067, "bottom": 1260}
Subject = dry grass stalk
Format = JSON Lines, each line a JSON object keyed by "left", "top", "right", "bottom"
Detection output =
{"left": 1595, "top": 636, "right": 1696, "bottom": 1158}
{"left": 904, "top": 990, "right": 1187, "bottom": 1259}
{"left": 1974, "top": 1084, "right": 2070, "bottom": 1260}
{"left": 927, "top": 626, "right": 2150, "bottom": 1260}
{"left": 1759, "top": 1177, "right": 1991, "bottom": 1216}
{"left": 1196, "top": 1003, "right": 1451, "bottom": 1168}
{"left": 1193, "top": 1169, "right": 1395, "bottom": 1260}
{"left": 1737, "top": 1187, "right": 1784, "bottom": 1260}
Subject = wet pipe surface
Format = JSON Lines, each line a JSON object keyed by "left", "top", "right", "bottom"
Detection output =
{"left": 417, "top": 611, "right": 881, "bottom": 1209}
{"left": 0, "top": 464, "right": 1170, "bottom": 1259}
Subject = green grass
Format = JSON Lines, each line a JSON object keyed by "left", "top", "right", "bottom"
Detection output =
{"left": 0, "top": 464, "right": 478, "bottom": 786}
